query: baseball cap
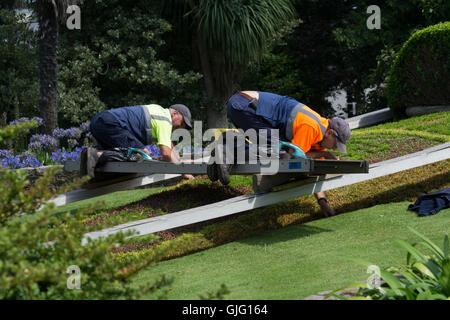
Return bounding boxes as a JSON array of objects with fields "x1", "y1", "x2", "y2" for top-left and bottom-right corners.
[
  {"x1": 328, "y1": 117, "x2": 351, "y2": 154},
  {"x1": 170, "y1": 104, "x2": 192, "y2": 129}
]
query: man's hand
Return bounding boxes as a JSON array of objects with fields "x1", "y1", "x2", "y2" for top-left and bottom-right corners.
[
  {"x1": 182, "y1": 174, "x2": 195, "y2": 180},
  {"x1": 159, "y1": 145, "x2": 175, "y2": 162},
  {"x1": 318, "y1": 198, "x2": 336, "y2": 217}
]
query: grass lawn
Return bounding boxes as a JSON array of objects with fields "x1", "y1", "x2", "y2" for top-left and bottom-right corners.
[
  {"x1": 49, "y1": 111, "x2": 449, "y2": 299},
  {"x1": 132, "y1": 202, "x2": 450, "y2": 299},
  {"x1": 54, "y1": 186, "x2": 167, "y2": 214}
]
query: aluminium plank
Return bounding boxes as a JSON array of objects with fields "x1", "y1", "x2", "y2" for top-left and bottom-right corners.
[
  {"x1": 94, "y1": 158, "x2": 368, "y2": 175},
  {"x1": 82, "y1": 142, "x2": 450, "y2": 244},
  {"x1": 52, "y1": 156, "x2": 209, "y2": 206},
  {"x1": 49, "y1": 173, "x2": 180, "y2": 207},
  {"x1": 345, "y1": 108, "x2": 393, "y2": 130}
]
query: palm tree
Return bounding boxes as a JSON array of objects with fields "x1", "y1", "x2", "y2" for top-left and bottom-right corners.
[
  {"x1": 165, "y1": 0, "x2": 296, "y2": 128},
  {"x1": 34, "y1": 0, "x2": 71, "y2": 134}
]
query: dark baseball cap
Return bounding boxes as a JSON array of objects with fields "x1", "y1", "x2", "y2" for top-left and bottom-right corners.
[
  {"x1": 170, "y1": 104, "x2": 192, "y2": 129},
  {"x1": 329, "y1": 117, "x2": 351, "y2": 154}
]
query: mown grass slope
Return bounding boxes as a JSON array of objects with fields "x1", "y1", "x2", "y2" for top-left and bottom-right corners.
[
  {"x1": 54, "y1": 112, "x2": 449, "y2": 297},
  {"x1": 131, "y1": 202, "x2": 450, "y2": 299}
]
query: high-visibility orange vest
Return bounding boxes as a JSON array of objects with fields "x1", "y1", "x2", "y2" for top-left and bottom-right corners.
[{"x1": 289, "y1": 105, "x2": 329, "y2": 154}]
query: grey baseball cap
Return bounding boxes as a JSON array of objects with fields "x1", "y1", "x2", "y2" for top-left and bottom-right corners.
[
  {"x1": 329, "y1": 117, "x2": 351, "y2": 154},
  {"x1": 170, "y1": 104, "x2": 192, "y2": 129}
]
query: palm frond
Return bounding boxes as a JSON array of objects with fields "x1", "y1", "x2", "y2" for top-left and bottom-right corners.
[{"x1": 195, "y1": 0, "x2": 296, "y2": 65}]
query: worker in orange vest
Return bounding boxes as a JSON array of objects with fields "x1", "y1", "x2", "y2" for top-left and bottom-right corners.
[{"x1": 217, "y1": 90, "x2": 351, "y2": 217}]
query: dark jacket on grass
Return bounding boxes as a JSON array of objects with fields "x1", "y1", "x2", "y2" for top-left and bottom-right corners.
[{"x1": 408, "y1": 188, "x2": 450, "y2": 216}]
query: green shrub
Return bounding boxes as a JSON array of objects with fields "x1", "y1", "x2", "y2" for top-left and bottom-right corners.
[
  {"x1": 386, "y1": 22, "x2": 450, "y2": 118},
  {"x1": 0, "y1": 119, "x2": 38, "y2": 148},
  {"x1": 329, "y1": 228, "x2": 450, "y2": 300},
  {"x1": 0, "y1": 165, "x2": 172, "y2": 299}
]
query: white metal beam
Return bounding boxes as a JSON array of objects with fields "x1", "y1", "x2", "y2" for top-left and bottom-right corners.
[
  {"x1": 49, "y1": 173, "x2": 180, "y2": 207},
  {"x1": 345, "y1": 108, "x2": 393, "y2": 129},
  {"x1": 82, "y1": 142, "x2": 450, "y2": 244}
]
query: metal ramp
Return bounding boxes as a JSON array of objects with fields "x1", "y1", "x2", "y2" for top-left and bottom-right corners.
[
  {"x1": 53, "y1": 108, "x2": 393, "y2": 207},
  {"x1": 82, "y1": 142, "x2": 450, "y2": 244}
]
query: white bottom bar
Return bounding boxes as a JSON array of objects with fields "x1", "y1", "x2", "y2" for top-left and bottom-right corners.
[{"x1": 82, "y1": 142, "x2": 450, "y2": 244}]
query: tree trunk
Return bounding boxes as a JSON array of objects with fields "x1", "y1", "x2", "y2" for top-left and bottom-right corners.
[
  {"x1": 37, "y1": 1, "x2": 59, "y2": 134},
  {"x1": 195, "y1": 34, "x2": 228, "y2": 129}
]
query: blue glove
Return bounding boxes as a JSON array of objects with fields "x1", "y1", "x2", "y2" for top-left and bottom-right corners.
[{"x1": 278, "y1": 141, "x2": 307, "y2": 159}]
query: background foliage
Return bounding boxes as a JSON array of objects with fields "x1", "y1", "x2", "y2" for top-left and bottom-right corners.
[
  {"x1": 58, "y1": 0, "x2": 202, "y2": 128},
  {"x1": 0, "y1": 8, "x2": 39, "y2": 124},
  {"x1": 386, "y1": 22, "x2": 450, "y2": 118}
]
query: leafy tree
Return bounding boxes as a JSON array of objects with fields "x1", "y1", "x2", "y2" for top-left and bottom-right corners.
[
  {"x1": 243, "y1": 0, "x2": 450, "y2": 117},
  {"x1": 0, "y1": 6, "x2": 39, "y2": 124},
  {"x1": 33, "y1": 0, "x2": 76, "y2": 134},
  {"x1": 329, "y1": 0, "x2": 450, "y2": 113},
  {"x1": 58, "y1": 0, "x2": 202, "y2": 127},
  {"x1": 163, "y1": 0, "x2": 297, "y2": 128},
  {"x1": 242, "y1": 0, "x2": 352, "y2": 117}
]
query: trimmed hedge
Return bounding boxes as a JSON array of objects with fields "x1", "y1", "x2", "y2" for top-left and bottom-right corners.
[{"x1": 386, "y1": 22, "x2": 450, "y2": 118}]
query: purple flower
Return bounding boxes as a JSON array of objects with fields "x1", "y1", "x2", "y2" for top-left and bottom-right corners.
[
  {"x1": 8, "y1": 117, "x2": 43, "y2": 127},
  {"x1": 50, "y1": 149, "x2": 68, "y2": 164},
  {"x1": 1, "y1": 155, "x2": 21, "y2": 169},
  {"x1": 29, "y1": 134, "x2": 58, "y2": 152},
  {"x1": 145, "y1": 144, "x2": 162, "y2": 157},
  {"x1": 20, "y1": 156, "x2": 42, "y2": 168},
  {"x1": 52, "y1": 128, "x2": 67, "y2": 139},
  {"x1": 31, "y1": 117, "x2": 44, "y2": 127},
  {"x1": 8, "y1": 117, "x2": 30, "y2": 126},
  {"x1": 67, "y1": 127, "x2": 82, "y2": 139},
  {"x1": 75, "y1": 146, "x2": 87, "y2": 153},
  {"x1": 50, "y1": 147, "x2": 85, "y2": 164},
  {"x1": 80, "y1": 122, "x2": 90, "y2": 133},
  {"x1": 0, "y1": 149, "x2": 13, "y2": 158}
]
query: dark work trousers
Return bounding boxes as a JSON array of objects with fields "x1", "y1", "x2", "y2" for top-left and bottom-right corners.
[
  {"x1": 225, "y1": 93, "x2": 279, "y2": 161},
  {"x1": 90, "y1": 110, "x2": 146, "y2": 150}
]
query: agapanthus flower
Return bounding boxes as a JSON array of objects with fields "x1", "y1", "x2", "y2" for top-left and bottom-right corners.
[
  {"x1": 0, "y1": 149, "x2": 13, "y2": 158},
  {"x1": 80, "y1": 122, "x2": 90, "y2": 133},
  {"x1": 50, "y1": 147, "x2": 84, "y2": 164},
  {"x1": 145, "y1": 144, "x2": 162, "y2": 157},
  {"x1": 67, "y1": 127, "x2": 82, "y2": 139},
  {"x1": 8, "y1": 117, "x2": 43, "y2": 127},
  {"x1": 1, "y1": 155, "x2": 21, "y2": 169},
  {"x1": 20, "y1": 156, "x2": 43, "y2": 168},
  {"x1": 29, "y1": 134, "x2": 58, "y2": 152},
  {"x1": 52, "y1": 127, "x2": 67, "y2": 139},
  {"x1": 8, "y1": 117, "x2": 30, "y2": 126},
  {"x1": 31, "y1": 117, "x2": 44, "y2": 127}
]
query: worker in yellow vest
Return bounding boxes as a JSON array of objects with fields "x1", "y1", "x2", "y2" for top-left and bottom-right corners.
[{"x1": 82, "y1": 104, "x2": 194, "y2": 179}]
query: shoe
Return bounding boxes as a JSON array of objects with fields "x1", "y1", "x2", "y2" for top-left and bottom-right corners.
[
  {"x1": 86, "y1": 147, "x2": 99, "y2": 178},
  {"x1": 207, "y1": 163, "x2": 219, "y2": 182},
  {"x1": 217, "y1": 163, "x2": 232, "y2": 185}
]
